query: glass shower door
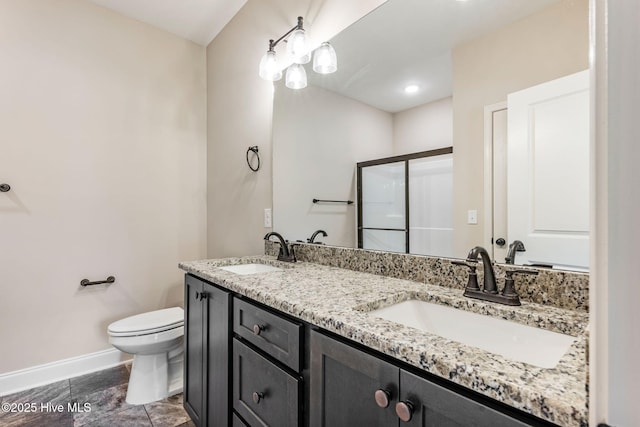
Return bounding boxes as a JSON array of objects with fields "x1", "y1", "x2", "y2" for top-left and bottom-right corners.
[
  {"x1": 359, "y1": 161, "x2": 407, "y2": 252},
  {"x1": 408, "y1": 154, "x2": 453, "y2": 256}
]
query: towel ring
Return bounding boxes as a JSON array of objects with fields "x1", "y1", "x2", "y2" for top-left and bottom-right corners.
[{"x1": 246, "y1": 146, "x2": 260, "y2": 172}]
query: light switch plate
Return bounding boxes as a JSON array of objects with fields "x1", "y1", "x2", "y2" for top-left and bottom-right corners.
[
  {"x1": 264, "y1": 208, "x2": 272, "y2": 228},
  {"x1": 467, "y1": 209, "x2": 478, "y2": 225}
]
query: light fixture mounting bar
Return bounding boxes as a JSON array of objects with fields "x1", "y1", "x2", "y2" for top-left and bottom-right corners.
[{"x1": 269, "y1": 16, "x2": 304, "y2": 50}]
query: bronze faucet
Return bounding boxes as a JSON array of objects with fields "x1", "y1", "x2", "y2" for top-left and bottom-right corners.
[
  {"x1": 452, "y1": 246, "x2": 537, "y2": 306},
  {"x1": 505, "y1": 240, "x2": 526, "y2": 264},
  {"x1": 307, "y1": 229, "x2": 327, "y2": 244},
  {"x1": 264, "y1": 232, "x2": 296, "y2": 262}
]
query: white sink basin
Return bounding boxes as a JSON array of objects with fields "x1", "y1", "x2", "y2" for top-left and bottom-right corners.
[
  {"x1": 219, "y1": 263, "x2": 282, "y2": 275},
  {"x1": 369, "y1": 300, "x2": 576, "y2": 368}
]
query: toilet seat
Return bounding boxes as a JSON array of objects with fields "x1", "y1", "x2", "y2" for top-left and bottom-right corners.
[{"x1": 108, "y1": 307, "x2": 184, "y2": 337}]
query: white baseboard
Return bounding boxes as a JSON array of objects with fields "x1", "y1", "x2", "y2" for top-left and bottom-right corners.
[{"x1": 0, "y1": 348, "x2": 132, "y2": 396}]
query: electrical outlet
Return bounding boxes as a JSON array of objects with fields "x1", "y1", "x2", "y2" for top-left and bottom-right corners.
[
  {"x1": 467, "y1": 209, "x2": 478, "y2": 225},
  {"x1": 264, "y1": 208, "x2": 272, "y2": 228}
]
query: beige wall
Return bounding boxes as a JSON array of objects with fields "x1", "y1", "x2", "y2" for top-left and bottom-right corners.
[
  {"x1": 393, "y1": 97, "x2": 453, "y2": 156},
  {"x1": 205, "y1": 0, "x2": 387, "y2": 258},
  {"x1": 273, "y1": 84, "x2": 393, "y2": 247},
  {"x1": 0, "y1": 0, "x2": 206, "y2": 372},
  {"x1": 451, "y1": 0, "x2": 589, "y2": 257}
]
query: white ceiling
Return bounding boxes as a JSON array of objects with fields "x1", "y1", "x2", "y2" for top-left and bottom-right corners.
[
  {"x1": 307, "y1": 0, "x2": 561, "y2": 113},
  {"x1": 86, "y1": 0, "x2": 247, "y2": 46}
]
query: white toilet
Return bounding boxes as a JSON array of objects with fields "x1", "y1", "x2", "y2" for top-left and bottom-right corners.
[{"x1": 107, "y1": 307, "x2": 184, "y2": 405}]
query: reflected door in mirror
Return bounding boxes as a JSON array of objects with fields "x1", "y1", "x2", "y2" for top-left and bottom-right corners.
[{"x1": 507, "y1": 70, "x2": 590, "y2": 270}]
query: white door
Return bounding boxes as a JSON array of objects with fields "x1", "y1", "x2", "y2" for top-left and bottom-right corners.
[{"x1": 507, "y1": 70, "x2": 590, "y2": 269}]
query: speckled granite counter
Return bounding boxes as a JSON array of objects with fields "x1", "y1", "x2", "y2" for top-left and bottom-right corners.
[{"x1": 179, "y1": 256, "x2": 588, "y2": 426}]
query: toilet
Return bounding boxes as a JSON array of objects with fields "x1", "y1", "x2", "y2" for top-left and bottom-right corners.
[{"x1": 107, "y1": 307, "x2": 184, "y2": 405}]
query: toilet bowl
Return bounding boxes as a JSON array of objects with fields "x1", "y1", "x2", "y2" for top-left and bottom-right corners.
[{"x1": 108, "y1": 307, "x2": 184, "y2": 405}]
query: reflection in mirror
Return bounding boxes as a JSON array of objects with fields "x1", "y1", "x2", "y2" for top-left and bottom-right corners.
[
  {"x1": 272, "y1": 0, "x2": 589, "y2": 270},
  {"x1": 357, "y1": 148, "x2": 454, "y2": 256}
]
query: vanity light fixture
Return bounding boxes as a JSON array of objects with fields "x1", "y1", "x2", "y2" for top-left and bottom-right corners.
[{"x1": 259, "y1": 16, "x2": 337, "y2": 89}]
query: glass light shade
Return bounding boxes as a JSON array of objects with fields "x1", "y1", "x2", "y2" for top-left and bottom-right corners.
[
  {"x1": 287, "y1": 28, "x2": 310, "y2": 64},
  {"x1": 294, "y1": 52, "x2": 311, "y2": 65},
  {"x1": 285, "y1": 64, "x2": 307, "y2": 89},
  {"x1": 259, "y1": 50, "x2": 282, "y2": 81},
  {"x1": 313, "y1": 42, "x2": 337, "y2": 74}
]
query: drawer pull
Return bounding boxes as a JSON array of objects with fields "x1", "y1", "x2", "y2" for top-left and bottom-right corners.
[
  {"x1": 396, "y1": 401, "x2": 414, "y2": 422},
  {"x1": 252, "y1": 391, "x2": 264, "y2": 404},
  {"x1": 374, "y1": 389, "x2": 391, "y2": 408},
  {"x1": 253, "y1": 324, "x2": 266, "y2": 335}
]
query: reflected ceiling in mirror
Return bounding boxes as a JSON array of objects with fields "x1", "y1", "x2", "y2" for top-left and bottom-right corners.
[{"x1": 307, "y1": 0, "x2": 560, "y2": 112}]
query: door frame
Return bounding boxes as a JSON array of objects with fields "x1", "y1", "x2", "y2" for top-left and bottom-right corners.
[{"x1": 483, "y1": 101, "x2": 507, "y2": 261}]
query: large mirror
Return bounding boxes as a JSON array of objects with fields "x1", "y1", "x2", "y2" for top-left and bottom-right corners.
[{"x1": 273, "y1": 0, "x2": 589, "y2": 270}]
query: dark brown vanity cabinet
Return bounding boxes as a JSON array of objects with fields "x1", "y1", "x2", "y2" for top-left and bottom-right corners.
[
  {"x1": 184, "y1": 274, "x2": 231, "y2": 427},
  {"x1": 310, "y1": 330, "x2": 532, "y2": 427}
]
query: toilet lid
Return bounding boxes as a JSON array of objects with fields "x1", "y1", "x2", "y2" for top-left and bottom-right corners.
[{"x1": 108, "y1": 307, "x2": 184, "y2": 335}]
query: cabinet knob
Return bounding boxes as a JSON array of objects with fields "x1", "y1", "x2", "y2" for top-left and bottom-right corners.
[
  {"x1": 252, "y1": 391, "x2": 264, "y2": 404},
  {"x1": 495, "y1": 237, "x2": 506, "y2": 247},
  {"x1": 253, "y1": 324, "x2": 265, "y2": 335},
  {"x1": 195, "y1": 291, "x2": 207, "y2": 301},
  {"x1": 0, "y1": 184, "x2": 10, "y2": 193},
  {"x1": 396, "y1": 401, "x2": 414, "y2": 422},
  {"x1": 374, "y1": 389, "x2": 391, "y2": 408}
]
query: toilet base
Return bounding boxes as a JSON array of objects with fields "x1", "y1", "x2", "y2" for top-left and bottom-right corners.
[{"x1": 125, "y1": 351, "x2": 183, "y2": 405}]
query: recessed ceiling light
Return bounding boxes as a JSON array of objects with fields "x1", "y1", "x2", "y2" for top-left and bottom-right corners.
[{"x1": 404, "y1": 85, "x2": 420, "y2": 94}]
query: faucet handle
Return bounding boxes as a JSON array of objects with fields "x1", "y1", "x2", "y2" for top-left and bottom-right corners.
[
  {"x1": 502, "y1": 269, "x2": 538, "y2": 298},
  {"x1": 451, "y1": 260, "x2": 480, "y2": 291}
]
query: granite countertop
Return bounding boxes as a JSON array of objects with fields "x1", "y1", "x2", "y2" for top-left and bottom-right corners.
[{"x1": 179, "y1": 256, "x2": 588, "y2": 427}]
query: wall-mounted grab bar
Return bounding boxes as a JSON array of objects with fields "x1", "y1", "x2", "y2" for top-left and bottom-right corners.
[
  {"x1": 313, "y1": 199, "x2": 353, "y2": 205},
  {"x1": 81, "y1": 276, "x2": 115, "y2": 287}
]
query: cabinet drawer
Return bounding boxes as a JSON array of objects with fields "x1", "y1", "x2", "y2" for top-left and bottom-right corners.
[
  {"x1": 233, "y1": 297, "x2": 302, "y2": 371},
  {"x1": 233, "y1": 338, "x2": 300, "y2": 427}
]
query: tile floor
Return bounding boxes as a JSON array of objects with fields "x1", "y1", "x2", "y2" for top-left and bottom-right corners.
[{"x1": 0, "y1": 364, "x2": 194, "y2": 427}]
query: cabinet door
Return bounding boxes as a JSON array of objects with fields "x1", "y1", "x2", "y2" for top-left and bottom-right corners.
[
  {"x1": 232, "y1": 412, "x2": 249, "y2": 427},
  {"x1": 398, "y1": 370, "x2": 530, "y2": 427},
  {"x1": 184, "y1": 275, "x2": 205, "y2": 426},
  {"x1": 310, "y1": 330, "x2": 399, "y2": 427},
  {"x1": 205, "y1": 283, "x2": 231, "y2": 427}
]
